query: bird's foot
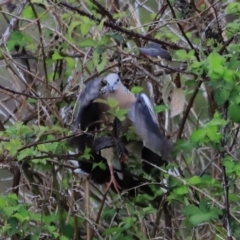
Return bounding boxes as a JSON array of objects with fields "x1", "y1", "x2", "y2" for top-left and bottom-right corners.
[{"x1": 107, "y1": 166, "x2": 121, "y2": 193}]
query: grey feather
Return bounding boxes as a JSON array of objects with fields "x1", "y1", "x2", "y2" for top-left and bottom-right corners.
[
  {"x1": 139, "y1": 42, "x2": 172, "y2": 61},
  {"x1": 74, "y1": 77, "x2": 102, "y2": 129},
  {"x1": 93, "y1": 136, "x2": 114, "y2": 151},
  {"x1": 68, "y1": 77, "x2": 103, "y2": 151},
  {"x1": 128, "y1": 93, "x2": 172, "y2": 158}
]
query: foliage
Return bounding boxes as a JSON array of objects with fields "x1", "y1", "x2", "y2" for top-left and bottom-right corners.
[{"x1": 0, "y1": 0, "x2": 240, "y2": 239}]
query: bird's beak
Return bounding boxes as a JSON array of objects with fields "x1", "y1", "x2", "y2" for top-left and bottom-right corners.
[{"x1": 108, "y1": 85, "x2": 115, "y2": 93}]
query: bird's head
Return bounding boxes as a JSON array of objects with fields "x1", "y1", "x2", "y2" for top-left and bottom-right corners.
[{"x1": 100, "y1": 73, "x2": 121, "y2": 94}]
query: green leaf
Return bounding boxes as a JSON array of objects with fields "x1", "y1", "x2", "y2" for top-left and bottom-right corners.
[
  {"x1": 114, "y1": 108, "x2": 128, "y2": 121},
  {"x1": 80, "y1": 23, "x2": 92, "y2": 36},
  {"x1": 174, "y1": 185, "x2": 188, "y2": 195},
  {"x1": 79, "y1": 38, "x2": 97, "y2": 47},
  {"x1": 68, "y1": 21, "x2": 81, "y2": 39},
  {"x1": 65, "y1": 57, "x2": 75, "y2": 69},
  {"x1": 175, "y1": 50, "x2": 187, "y2": 61},
  {"x1": 191, "y1": 129, "x2": 206, "y2": 143},
  {"x1": 131, "y1": 86, "x2": 143, "y2": 94},
  {"x1": 93, "y1": 98, "x2": 108, "y2": 105},
  {"x1": 47, "y1": 225, "x2": 56, "y2": 233},
  {"x1": 188, "y1": 176, "x2": 201, "y2": 185},
  {"x1": 13, "y1": 212, "x2": 29, "y2": 222},
  {"x1": 26, "y1": 98, "x2": 37, "y2": 104},
  {"x1": 107, "y1": 97, "x2": 119, "y2": 108},
  {"x1": 227, "y1": 2, "x2": 240, "y2": 14},
  {"x1": 7, "y1": 31, "x2": 26, "y2": 50},
  {"x1": 228, "y1": 103, "x2": 240, "y2": 123},
  {"x1": 143, "y1": 206, "x2": 157, "y2": 214},
  {"x1": 207, "y1": 52, "x2": 225, "y2": 67},
  {"x1": 81, "y1": 147, "x2": 91, "y2": 160},
  {"x1": 96, "y1": 54, "x2": 107, "y2": 72},
  {"x1": 22, "y1": 6, "x2": 35, "y2": 19},
  {"x1": 17, "y1": 148, "x2": 34, "y2": 161},
  {"x1": 52, "y1": 51, "x2": 63, "y2": 60},
  {"x1": 154, "y1": 105, "x2": 169, "y2": 113},
  {"x1": 2, "y1": 139, "x2": 22, "y2": 157},
  {"x1": 189, "y1": 212, "x2": 213, "y2": 226},
  {"x1": 104, "y1": 227, "x2": 122, "y2": 235},
  {"x1": 223, "y1": 69, "x2": 235, "y2": 82},
  {"x1": 207, "y1": 112, "x2": 227, "y2": 126},
  {"x1": 60, "y1": 236, "x2": 69, "y2": 240},
  {"x1": 229, "y1": 193, "x2": 238, "y2": 202},
  {"x1": 214, "y1": 88, "x2": 230, "y2": 105},
  {"x1": 183, "y1": 205, "x2": 201, "y2": 216},
  {"x1": 93, "y1": 161, "x2": 107, "y2": 171},
  {"x1": 97, "y1": 17, "x2": 106, "y2": 31},
  {"x1": 206, "y1": 125, "x2": 221, "y2": 142}
]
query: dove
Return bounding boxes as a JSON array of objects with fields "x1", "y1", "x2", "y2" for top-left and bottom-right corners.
[{"x1": 69, "y1": 73, "x2": 172, "y2": 191}]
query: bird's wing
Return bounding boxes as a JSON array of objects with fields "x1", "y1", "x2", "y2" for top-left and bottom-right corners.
[
  {"x1": 127, "y1": 93, "x2": 172, "y2": 158},
  {"x1": 74, "y1": 77, "x2": 102, "y2": 129},
  {"x1": 93, "y1": 136, "x2": 114, "y2": 151},
  {"x1": 69, "y1": 77, "x2": 103, "y2": 151},
  {"x1": 113, "y1": 117, "x2": 123, "y2": 138},
  {"x1": 139, "y1": 42, "x2": 172, "y2": 61}
]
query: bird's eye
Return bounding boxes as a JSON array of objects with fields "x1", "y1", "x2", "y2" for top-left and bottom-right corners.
[
  {"x1": 101, "y1": 79, "x2": 107, "y2": 86},
  {"x1": 117, "y1": 79, "x2": 119, "y2": 82}
]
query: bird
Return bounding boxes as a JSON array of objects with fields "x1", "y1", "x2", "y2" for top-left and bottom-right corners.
[
  {"x1": 69, "y1": 73, "x2": 172, "y2": 191},
  {"x1": 139, "y1": 42, "x2": 172, "y2": 61},
  {"x1": 93, "y1": 117, "x2": 128, "y2": 191}
]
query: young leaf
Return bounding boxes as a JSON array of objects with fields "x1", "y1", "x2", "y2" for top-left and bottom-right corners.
[
  {"x1": 107, "y1": 97, "x2": 119, "y2": 108},
  {"x1": 79, "y1": 38, "x2": 97, "y2": 47},
  {"x1": 131, "y1": 86, "x2": 143, "y2": 94},
  {"x1": 191, "y1": 129, "x2": 206, "y2": 143},
  {"x1": 154, "y1": 105, "x2": 169, "y2": 113}
]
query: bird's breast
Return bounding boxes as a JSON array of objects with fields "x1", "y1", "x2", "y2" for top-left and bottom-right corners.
[{"x1": 104, "y1": 90, "x2": 136, "y2": 109}]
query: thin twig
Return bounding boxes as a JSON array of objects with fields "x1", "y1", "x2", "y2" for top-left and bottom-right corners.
[
  {"x1": 220, "y1": 102, "x2": 233, "y2": 240},
  {"x1": 59, "y1": 2, "x2": 189, "y2": 50}
]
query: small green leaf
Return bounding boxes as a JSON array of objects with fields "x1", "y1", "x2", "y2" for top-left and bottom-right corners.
[
  {"x1": 104, "y1": 227, "x2": 122, "y2": 235},
  {"x1": 80, "y1": 23, "x2": 92, "y2": 36},
  {"x1": 17, "y1": 148, "x2": 34, "y2": 161},
  {"x1": 188, "y1": 176, "x2": 201, "y2": 185},
  {"x1": 131, "y1": 86, "x2": 143, "y2": 94},
  {"x1": 22, "y1": 6, "x2": 35, "y2": 19},
  {"x1": 68, "y1": 21, "x2": 81, "y2": 39},
  {"x1": 107, "y1": 97, "x2": 119, "y2": 108},
  {"x1": 96, "y1": 54, "x2": 107, "y2": 72},
  {"x1": 97, "y1": 17, "x2": 106, "y2": 31},
  {"x1": 60, "y1": 236, "x2": 69, "y2": 240},
  {"x1": 229, "y1": 193, "x2": 238, "y2": 202},
  {"x1": 228, "y1": 103, "x2": 240, "y2": 123},
  {"x1": 154, "y1": 105, "x2": 169, "y2": 113},
  {"x1": 79, "y1": 38, "x2": 97, "y2": 47},
  {"x1": 174, "y1": 185, "x2": 188, "y2": 195},
  {"x1": 94, "y1": 98, "x2": 108, "y2": 105},
  {"x1": 223, "y1": 69, "x2": 235, "y2": 82},
  {"x1": 207, "y1": 112, "x2": 227, "y2": 126},
  {"x1": 175, "y1": 50, "x2": 187, "y2": 61},
  {"x1": 65, "y1": 57, "x2": 75, "y2": 69},
  {"x1": 7, "y1": 31, "x2": 26, "y2": 50},
  {"x1": 26, "y1": 98, "x2": 37, "y2": 104},
  {"x1": 206, "y1": 125, "x2": 221, "y2": 142},
  {"x1": 214, "y1": 88, "x2": 230, "y2": 105},
  {"x1": 207, "y1": 52, "x2": 225, "y2": 67},
  {"x1": 143, "y1": 206, "x2": 157, "y2": 214},
  {"x1": 52, "y1": 51, "x2": 63, "y2": 60},
  {"x1": 191, "y1": 129, "x2": 206, "y2": 143}
]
